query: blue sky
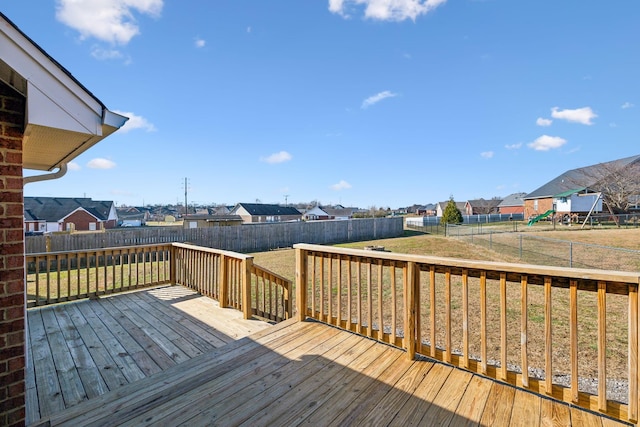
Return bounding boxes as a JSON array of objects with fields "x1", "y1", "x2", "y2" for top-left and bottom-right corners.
[{"x1": 7, "y1": 0, "x2": 639, "y2": 209}]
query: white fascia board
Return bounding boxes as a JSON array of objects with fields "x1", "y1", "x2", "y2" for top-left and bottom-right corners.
[
  {"x1": 27, "y1": 81, "x2": 101, "y2": 135},
  {"x1": 0, "y1": 17, "x2": 104, "y2": 134}
]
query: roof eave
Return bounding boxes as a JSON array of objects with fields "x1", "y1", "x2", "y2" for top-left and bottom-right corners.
[{"x1": 0, "y1": 13, "x2": 128, "y2": 171}]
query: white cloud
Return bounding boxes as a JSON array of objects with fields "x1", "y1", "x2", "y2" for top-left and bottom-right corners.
[
  {"x1": 260, "y1": 151, "x2": 292, "y2": 164},
  {"x1": 112, "y1": 110, "x2": 156, "y2": 133},
  {"x1": 55, "y1": 0, "x2": 163, "y2": 45},
  {"x1": 536, "y1": 117, "x2": 552, "y2": 127},
  {"x1": 329, "y1": 0, "x2": 447, "y2": 21},
  {"x1": 67, "y1": 162, "x2": 81, "y2": 171},
  {"x1": 528, "y1": 135, "x2": 567, "y2": 151},
  {"x1": 195, "y1": 38, "x2": 206, "y2": 48},
  {"x1": 87, "y1": 158, "x2": 116, "y2": 169},
  {"x1": 550, "y1": 106, "x2": 597, "y2": 125},
  {"x1": 90, "y1": 46, "x2": 124, "y2": 60},
  {"x1": 331, "y1": 180, "x2": 352, "y2": 191},
  {"x1": 505, "y1": 143, "x2": 522, "y2": 150},
  {"x1": 622, "y1": 102, "x2": 634, "y2": 109},
  {"x1": 480, "y1": 151, "x2": 494, "y2": 159},
  {"x1": 361, "y1": 90, "x2": 397, "y2": 109}
]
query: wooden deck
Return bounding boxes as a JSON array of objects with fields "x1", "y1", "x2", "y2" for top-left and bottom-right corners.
[
  {"x1": 28, "y1": 292, "x2": 628, "y2": 426},
  {"x1": 26, "y1": 285, "x2": 272, "y2": 425}
]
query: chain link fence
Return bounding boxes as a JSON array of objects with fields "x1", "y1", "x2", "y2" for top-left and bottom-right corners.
[{"x1": 446, "y1": 223, "x2": 640, "y2": 272}]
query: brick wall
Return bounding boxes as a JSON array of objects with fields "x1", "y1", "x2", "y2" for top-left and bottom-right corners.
[
  {"x1": 64, "y1": 210, "x2": 104, "y2": 231},
  {"x1": 0, "y1": 81, "x2": 26, "y2": 427},
  {"x1": 524, "y1": 198, "x2": 554, "y2": 219}
]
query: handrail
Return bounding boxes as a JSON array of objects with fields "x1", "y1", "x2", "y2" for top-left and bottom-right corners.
[{"x1": 294, "y1": 243, "x2": 640, "y2": 424}]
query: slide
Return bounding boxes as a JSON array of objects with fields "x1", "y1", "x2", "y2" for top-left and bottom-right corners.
[{"x1": 527, "y1": 209, "x2": 555, "y2": 226}]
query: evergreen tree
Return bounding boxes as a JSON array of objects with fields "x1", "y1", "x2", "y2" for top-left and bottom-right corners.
[{"x1": 441, "y1": 197, "x2": 463, "y2": 224}]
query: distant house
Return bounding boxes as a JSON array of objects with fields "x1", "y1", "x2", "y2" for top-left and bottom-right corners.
[
  {"x1": 498, "y1": 193, "x2": 526, "y2": 215},
  {"x1": 464, "y1": 199, "x2": 502, "y2": 215},
  {"x1": 303, "y1": 205, "x2": 358, "y2": 221},
  {"x1": 24, "y1": 197, "x2": 118, "y2": 232},
  {"x1": 116, "y1": 206, "x2": 151, "y2": 227},
  {"x1": 182, "y1": 214, "x2": 243, "y2": 228},
  {"x1": 422, "y1": 203, "x2": 437, "y2": 216},
  {"x1": 211, "y1": 205, "x2": 232, "y2": 215},
  {"x1": 436, "y1": 201, "x2": 467, "y2": 217},
  {"x1": 303, "y1": 206, "x2": 330, "y2": 221},
  {"x1": 323, "y1": 206, "x2": 358, "y2": 220},
  {"x1": 230, "y1": 203, "x2": 302, "y2": 223},
  {"x1": 523, "y1": 155, "x2": 640, "y2": 218}
]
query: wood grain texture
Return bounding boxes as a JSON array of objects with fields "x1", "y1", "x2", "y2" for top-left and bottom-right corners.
[{"x1": 28, "y1": 289, "x2": 629, "y2": 427}]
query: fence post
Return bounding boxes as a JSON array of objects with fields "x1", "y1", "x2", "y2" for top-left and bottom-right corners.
[
  {"x1": 296, "y1": 247, "x2": 308, "y2": 321},
  {"x1": 569, "y1": 242, "x2": 573, "y2": 268},
  {"x1": 242, "y1": 257, "x2": 253, "y2": 320},
  {"x1": 519, "y1": 234, "x2": 523, "y2": 260},
  {"x1": 219, "y1": 254, "x2": 227, "y2": 308}
]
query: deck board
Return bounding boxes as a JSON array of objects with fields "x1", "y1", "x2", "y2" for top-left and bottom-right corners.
[
  {"x1": 540, "y1": 397, "x2": 571, "y2": 427},
  {"x1": 453, "y1": 373, "x2": 493, "y2": 426},
  {"x1": 122, "y1": 323, "x2": 348, "y2": 426},
  {"x1": 39, "y1": 308, "x2": 87, "y2": 407},
  {"x1": 53, "y1": 305, "x2": 109, "y2": 400},
  {"x1": 27, "y1": 286, "x2": 631, "y2": 427},
  {"x1": 242, "y1": 336, "x2": 380, "y2": 427},
  {"x1": 84, "y1": 298, "x2": 163, "y2": 377},
  {"x1": 26, "y1": 285, "x2": 272, "y2": 425},
  {"x1": 510, "y1": 388, "x2": 542, "y2": 427},
  {"x1": 479, "y1": 381, "x2": 517, "y2": 426},
  {"x1": 389, "y1": 361, "x2": 453, "y2": 425}
]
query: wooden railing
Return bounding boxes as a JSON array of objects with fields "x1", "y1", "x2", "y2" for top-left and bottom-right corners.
[
  {"x1": 26, "y1": 244, "x2": 172, "y2": 307},
  {"x1": 294, "y1": 243, "x2": 640, "y2": 424},
  {"x1": 26, "y1": 243, "x2": 292, "y2": 322},
  {"x1": 171, "y1": 243, "x2": 291, "y2": 322}
]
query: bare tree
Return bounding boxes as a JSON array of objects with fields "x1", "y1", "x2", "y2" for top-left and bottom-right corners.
[{"x1": 571, "y1": 159, "x2": 640, "y2": 213}]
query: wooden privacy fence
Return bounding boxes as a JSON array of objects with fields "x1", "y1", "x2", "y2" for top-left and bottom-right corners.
[
  {"x1": 25, "y1": 243, "x2": 291, "y2": 323},
  {"x1": 25, "y1": 217, "x2": 403, "y2": 254},
  {"x1": 294, "y1": 243, "x2": 640, "y2": 424}
]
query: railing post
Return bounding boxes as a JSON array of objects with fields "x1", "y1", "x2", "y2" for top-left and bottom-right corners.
[
  {"x1": 284, "y1": 280, "x2": 291, "y2": 320},
  {"x1": 629, "y1": 283, "x2": 639, "y2": 423},
  {"x1": 219, "y1": 255, "x2": 227, "y2": 308},
  {"x1": 242, "y1": 257, "x2": 253, "y2": 320},
  {"x1": 296, "y1": 247, "x2": 308, "y2": 321},
  {"x1": 404, "y1": 261, "x2": 417, "y2": 360},
  {"x1": 169, "y1": 244, "x2": 177, "y2": 285}
]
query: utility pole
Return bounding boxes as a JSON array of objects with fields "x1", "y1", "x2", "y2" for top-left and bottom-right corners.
[
  {"x1": 182, "y1": 177, "x2": 190, "y2": 216},
  {"x1": 284, "y1": 194, "x2": 289, "y2": 206}
]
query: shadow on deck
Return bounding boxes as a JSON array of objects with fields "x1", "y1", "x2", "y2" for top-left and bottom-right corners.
[{"x1": 27, "y1": 287, "x2": 629, "y2": 426}]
